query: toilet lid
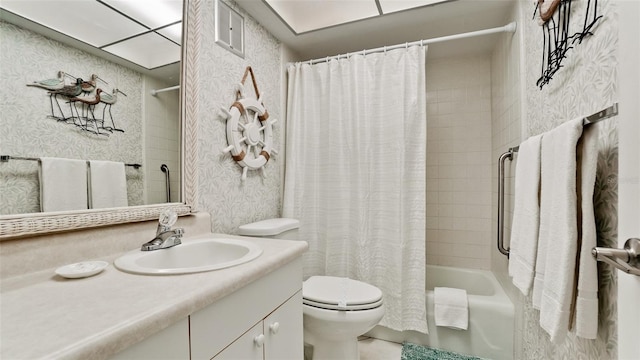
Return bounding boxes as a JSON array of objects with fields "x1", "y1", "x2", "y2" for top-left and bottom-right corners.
[
  {"x1": 303, "y1": 276, "x2": 383, "y2": 311},
  {"x1": 238, "y1": 218, "x2": 299, "y2": 236}
]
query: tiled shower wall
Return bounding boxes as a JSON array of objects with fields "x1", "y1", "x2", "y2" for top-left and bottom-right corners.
[
  {"x1": 490, "y1": 2, "x2": 524, "y2": 356},
  {"x1": 143, "y1": 77, "x2": 180, "y2": 205},
  {"x1": 425, "y1": 56, "x2": 493, "y2": 270}
]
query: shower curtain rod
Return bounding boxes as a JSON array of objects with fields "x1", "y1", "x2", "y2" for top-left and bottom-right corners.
[
  {"x1": 295, "y1": 22, "x2": 517, "y2": 66},
  {"x1": 151, "y1": 85, "x2": 180, "y2": 96}
]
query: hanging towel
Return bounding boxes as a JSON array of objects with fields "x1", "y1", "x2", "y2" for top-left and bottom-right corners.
[
  {"x1": 39, "y1": 157, "x2": 88, "y2": 212},
  {"x1": 88, "y1": 160, "x2": 128, "y2": 209},
  {"x1": 573, "y1": 125, "x2": 599, "y2": 339},
  {"x1": 508, "y1": 134, "x2": 543, "y2": 296},
  {"x1": 434, "y1": 287, "x2": 468, "y2": 330},
  {"x1": 533, "y1": 118, "x2": 583, "y2": 343}
]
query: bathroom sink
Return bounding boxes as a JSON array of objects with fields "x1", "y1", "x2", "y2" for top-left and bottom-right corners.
[{"x1": 114, "y1": 238, "x2": 262, "y2": 275}]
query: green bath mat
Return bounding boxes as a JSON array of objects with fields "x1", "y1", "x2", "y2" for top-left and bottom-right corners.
[{"x1": 401, "y1": 343, "x2": 486, "y2": 360}]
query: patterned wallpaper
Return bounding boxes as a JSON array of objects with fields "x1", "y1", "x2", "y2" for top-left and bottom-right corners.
[
  {"x1": 195, "y1": 0, "x2": 283, "y2": 234},
  {"x1": 509, "y1": 0, "x2": 618, "y2": 358},
  {"x1": 0, "y1": 21, "x2": 145, "y2": 214}
]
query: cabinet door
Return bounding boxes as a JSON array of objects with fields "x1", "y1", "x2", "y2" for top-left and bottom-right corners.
[
  {"x1": 264, "y1": 291, "x2": 303, "y2": 360},
  {"x1": 213, "y1": 321, "x2": 264, "y2": 360}
]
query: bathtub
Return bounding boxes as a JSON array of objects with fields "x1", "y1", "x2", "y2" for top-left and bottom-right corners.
[{"x1": 366, "y1": 265, "x2": 514, "y2": 360}]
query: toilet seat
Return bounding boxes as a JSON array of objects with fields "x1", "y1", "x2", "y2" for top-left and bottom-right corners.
[
  {"x1": 303, "y1": 276, "x2": 383, "y2": 311},
  {"x1": 303, "y1": 297, "x2": 383, "y2": 311}
]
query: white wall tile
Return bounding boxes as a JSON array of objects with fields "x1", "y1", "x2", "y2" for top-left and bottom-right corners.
[{"x1": 426, "y1": 55, "x2": 493, "y2": 270}]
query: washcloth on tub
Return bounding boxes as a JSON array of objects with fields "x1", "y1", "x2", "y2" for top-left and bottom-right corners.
[
  {"x1": 573, "y1": 125, "x2": 599, "y2": 339},
  {"x1": 434, "y1": 287, "x2": 468, "y2": 330},
  {"x1": 532, "y1": 118, "x2": 583, "y2": 343},
  {"x1": 39, "y1": 157, "x2": 88, "y2": 212},
  {"x1": 508, "y1": 134, "x2": 543, "y2": 296},
  {"x1": 88, "y1": 160, "x2": 128, "y2": 209}
]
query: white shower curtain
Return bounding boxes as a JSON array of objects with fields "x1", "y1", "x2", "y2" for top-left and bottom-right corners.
[{"x1": 283, "y1": 45, "x2": 428, "y2": 333}]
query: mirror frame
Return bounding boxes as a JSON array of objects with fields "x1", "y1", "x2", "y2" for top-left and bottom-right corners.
[{"x1": 0, "y1": 0, "x2": 200, "y2": 240}]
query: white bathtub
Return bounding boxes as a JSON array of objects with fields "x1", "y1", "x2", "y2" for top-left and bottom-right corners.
[{"x1": 366, "y1": 265, "x2": 514, "y2": 360}]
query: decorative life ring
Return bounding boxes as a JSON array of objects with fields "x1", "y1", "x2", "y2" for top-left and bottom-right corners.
[{"x1": 221, "y1": 84, "x2": 278, "y2": 181}]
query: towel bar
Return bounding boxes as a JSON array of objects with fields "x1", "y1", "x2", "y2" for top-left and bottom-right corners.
[
  {"x1": 592, "y1": 238, "x2": 640, "y2": 276},
  {"x1": 1, "y1": 155, "x2": 141, "y2": 168}
]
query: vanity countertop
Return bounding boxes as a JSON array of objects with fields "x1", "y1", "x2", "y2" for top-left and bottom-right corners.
[{"x1": 0, "y1": 233, "x2": 308, "y2": 360}]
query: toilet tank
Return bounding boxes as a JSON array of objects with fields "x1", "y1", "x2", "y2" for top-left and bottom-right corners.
[{"x1": 238, "y1": 218, "x2": 300, "y2": 240}]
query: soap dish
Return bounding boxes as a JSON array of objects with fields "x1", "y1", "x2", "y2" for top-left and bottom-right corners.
[{"x1": 55, "y1": 261, "x2": 109, "y2": 279}]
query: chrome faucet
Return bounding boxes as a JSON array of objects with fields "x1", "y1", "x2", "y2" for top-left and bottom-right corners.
[{"x1": 141, "y1": 210, "x2": 184, "y2": 251}]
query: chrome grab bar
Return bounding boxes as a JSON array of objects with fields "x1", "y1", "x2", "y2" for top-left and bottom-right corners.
[
  {"x1": 592, "y1": 238, "x2": 640, "y2": 276},
  {"x1": 161, "y1": 164, "x2": 171, "y2": 203},
  {"x1": 497, "y1": 148, "x2": 517, "y2": 258}
]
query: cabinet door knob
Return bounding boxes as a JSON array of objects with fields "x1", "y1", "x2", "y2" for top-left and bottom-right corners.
[
  {"x1": 269, "y1": 322, "x2": 280, "y2": 334},
  {"x1": 254, "y1": 334, "x2": 265, "y2": 347}
]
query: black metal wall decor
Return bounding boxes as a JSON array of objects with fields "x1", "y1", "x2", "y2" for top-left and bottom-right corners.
[
  {"x1": 534, "y1": 0, "x2": 603, "y2": 89},
  {"x1": 26, "y1": 72, "x2": 127, "y2": 136}
]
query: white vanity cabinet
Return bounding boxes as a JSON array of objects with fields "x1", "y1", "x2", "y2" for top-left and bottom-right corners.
[
  {"x1": 191, "y1": 258, "x2": 303, "y2": 360},
  {"x1": 109, "y1": 258, "x2": 303, "y2": 360}
]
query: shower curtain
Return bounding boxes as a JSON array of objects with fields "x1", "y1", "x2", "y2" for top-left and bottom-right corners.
[{"x1": 283, "y1": 45, "x2": 428, "y2": 333}]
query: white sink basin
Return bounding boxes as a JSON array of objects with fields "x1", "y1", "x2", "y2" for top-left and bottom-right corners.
[{"x1": 114, "y1": 238, "x2": 262, "y2": 275}]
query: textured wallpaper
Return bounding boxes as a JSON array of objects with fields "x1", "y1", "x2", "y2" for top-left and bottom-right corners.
[
  {"x1": 195, "y1": 0, "x2": 283, "y2": 234},
  {"x1": 518, "y1": 0, "x2": 618, "y2": 358},
  {"x1": 0, "y1": 21, "x2": 145, "y2": 214}
]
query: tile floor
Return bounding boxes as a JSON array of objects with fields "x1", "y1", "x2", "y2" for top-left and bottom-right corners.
[{"x1": 358, "y1": 337, "x2": 403, "y2": 360}]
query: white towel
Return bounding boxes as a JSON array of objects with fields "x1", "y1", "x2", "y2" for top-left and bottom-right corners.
[
  {"x1": 508, "y1": 134, "x2": 543, "y2": 296},
  {"x1": 533, "y1": 118, "x2": 583, "y2": 343},
  {"x1": 88, "y1": 160, "x2": 128, "y2": 209},
  {"x1": 39, "y1": 157, "x2": 88, "y2": 212},
  {"x1": 573, "y1": 125, "x2": 599, "y2": 339},
  {"x1": 434, "y1": 287, "x2": 468, "y2": 330}
]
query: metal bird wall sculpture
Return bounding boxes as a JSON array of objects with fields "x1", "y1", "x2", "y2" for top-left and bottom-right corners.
[{"x1": 26, "y1": 72, "x2": 127, "y2": 136}]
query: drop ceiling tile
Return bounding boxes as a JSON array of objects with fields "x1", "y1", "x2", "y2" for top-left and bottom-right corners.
[
  {"x1": 378, "y1": 0, "x2": 450, "y2": 14},
  {"x1": 100, "y1": 0, "x2": 183, "y2": 29},
  {"x1": 0, "y1": 0, "x2": 147, "y2": 47},
  {"x1": 265, "y1": 0, "x2": 379, "y2": 34},
  {"x1": 102, "y1": 31, "x2": 180, "y2": 69}
]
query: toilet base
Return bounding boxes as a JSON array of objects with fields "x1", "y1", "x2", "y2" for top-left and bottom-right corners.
[{"x1": 304, "y1": 329, "x2": 359, "y2": 360}]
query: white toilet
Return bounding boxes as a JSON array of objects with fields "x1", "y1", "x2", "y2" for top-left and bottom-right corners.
[{"x1": 238, "y1": 218, "x2": 385, "y2": 360}]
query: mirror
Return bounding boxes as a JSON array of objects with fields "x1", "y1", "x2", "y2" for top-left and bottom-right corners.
[{"x1": 0, "y1": 0, "x2": 199, "y2": 238}]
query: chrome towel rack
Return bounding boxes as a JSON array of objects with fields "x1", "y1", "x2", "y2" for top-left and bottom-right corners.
[
  {"x1": 0, "y1": 155, "x2": 142, "y2": 168},
  {"x1": 496, "y1": 103, "x2": 619, "y2": 259}
]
